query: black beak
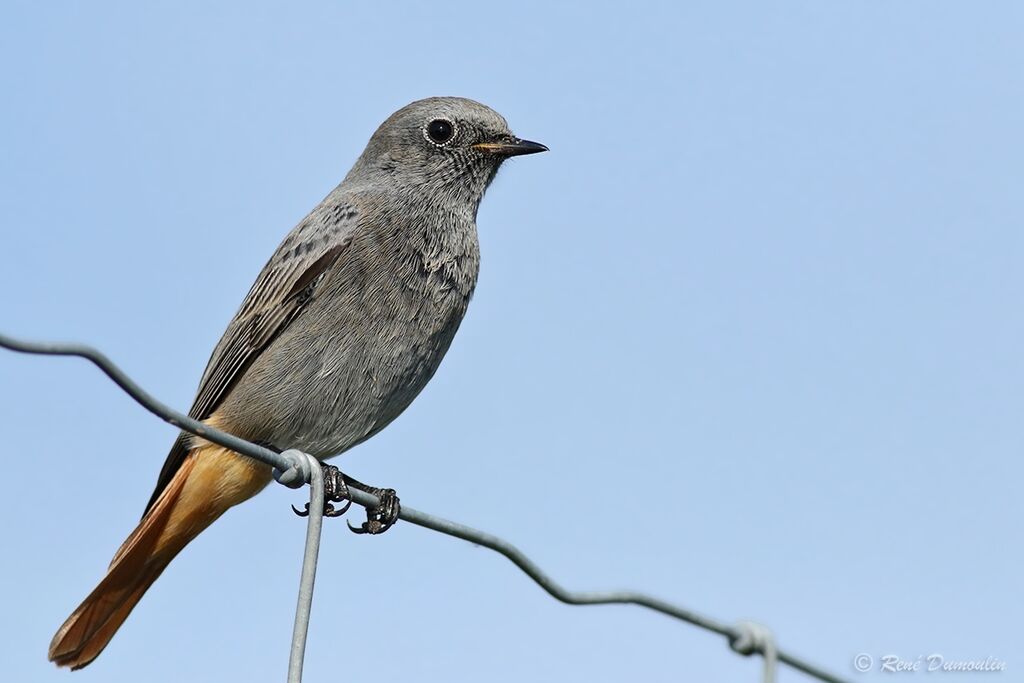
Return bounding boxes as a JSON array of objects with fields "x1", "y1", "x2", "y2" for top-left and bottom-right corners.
[{"x1": 472, "y1": 136, "x2": 549, "y2": 157}]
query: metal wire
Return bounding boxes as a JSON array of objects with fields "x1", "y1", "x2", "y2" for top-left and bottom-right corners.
[
  {"x1": 0, "y1": 331, "x2": 851, "y2": 683},
  {"x1": 287, "y1": 452, "x2": 325, "y2": 683},
  {"x1": 732, "y1": 621, "x2": 779, "y2": 683}
]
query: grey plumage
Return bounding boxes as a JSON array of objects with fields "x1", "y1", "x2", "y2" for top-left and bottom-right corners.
[{"x1": 147, "y1": 96, "x2": 545, "y2": 510}]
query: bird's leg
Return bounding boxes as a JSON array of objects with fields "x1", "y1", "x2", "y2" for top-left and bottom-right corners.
[
  {"x1": 341, "y1": 474, "x2": 401, "y2": 535},
  {"x1": 321, "y1": 465, "x2": 355, "y2": 518},
  {"x1": 291, "y1": 463, "x2": 353, "y2": 519}
]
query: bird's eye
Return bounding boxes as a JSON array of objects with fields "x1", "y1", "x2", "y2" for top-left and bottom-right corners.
[{"x1": 425, "y1": 119, "x2": 455, "y2": 145}]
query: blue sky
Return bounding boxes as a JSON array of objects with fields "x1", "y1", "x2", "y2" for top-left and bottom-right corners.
[{"x1": 1, "y1": 2, "x2": 1020, "y2": 681}]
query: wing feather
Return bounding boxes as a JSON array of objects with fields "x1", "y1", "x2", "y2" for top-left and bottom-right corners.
[{"x1": 143, "y1": 207, "x2": 357, "y2": 513}]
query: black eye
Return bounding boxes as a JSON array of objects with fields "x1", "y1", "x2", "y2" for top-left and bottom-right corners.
[{"x1": 425, "y1": 119, "x2": 455, "y2": 145}]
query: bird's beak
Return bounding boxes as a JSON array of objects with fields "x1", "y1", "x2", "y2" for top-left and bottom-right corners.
[{"x1": 472, "y1": 136, "x2": 549, "y2": 157}]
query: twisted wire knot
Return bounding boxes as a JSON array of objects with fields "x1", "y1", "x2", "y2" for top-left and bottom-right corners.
[
  {"x1": 273, "y1": 449, "x2": 315, "y2": 489},
  {"x1": 729, "y1": 620, "x2": 778, "y2": 683}
]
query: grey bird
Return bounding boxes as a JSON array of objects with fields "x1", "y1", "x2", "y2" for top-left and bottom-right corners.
[{"x1": 48, "y1": 96, "x2": 547, "y2": 669}]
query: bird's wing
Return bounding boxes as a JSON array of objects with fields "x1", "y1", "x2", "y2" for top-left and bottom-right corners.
[
  {"x1": 144, "y1": 206, "x2": 358, "y2": 513},
  {"x1": 189, "y1": 237, "x2": 350, "y2": 422}
]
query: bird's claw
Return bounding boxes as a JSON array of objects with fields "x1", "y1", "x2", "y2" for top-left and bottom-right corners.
[
  {"x1": 291, "y1": 464, "x2": 353, "y2": 518},
  {"x1": 321, "y1": 465, "x2": 353, "y2": 518},
  {"x1": 348, "y1": 488, "x2": 401, "y2": 535},
  {"x1": 290, "y1": 465, "x2": 398, "y2": 532}
]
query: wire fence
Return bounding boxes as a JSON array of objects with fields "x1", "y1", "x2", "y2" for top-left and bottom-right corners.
[{"x1": 0, "y1": 331, "x2": 852, "y2": 683}]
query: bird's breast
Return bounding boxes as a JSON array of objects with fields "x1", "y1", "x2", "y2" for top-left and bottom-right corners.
[{"x1": 236, "y1": 214, "x2": 480, "y2": 457}]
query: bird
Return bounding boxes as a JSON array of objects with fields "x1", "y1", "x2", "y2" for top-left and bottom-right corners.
[{"x1": 48, "y1": 96, "x2": 547, "y2": 669}]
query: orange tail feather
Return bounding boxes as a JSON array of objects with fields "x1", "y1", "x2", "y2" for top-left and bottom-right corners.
[{"x1": 48, "y1": 444, "x2": 271, "y2": 669}]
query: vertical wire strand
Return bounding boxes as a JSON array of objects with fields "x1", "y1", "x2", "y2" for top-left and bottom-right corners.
[
  {"x1": 764, "y1": 637, "x2": 778, "y2": 683},
  {"x1": 287, "y1": 453, "x2": 325, "y2": 683}
]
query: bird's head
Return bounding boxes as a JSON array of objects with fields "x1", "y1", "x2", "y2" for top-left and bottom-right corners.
[{"x1": 347, "y1": 96, "x2": 547, "y2": 215}]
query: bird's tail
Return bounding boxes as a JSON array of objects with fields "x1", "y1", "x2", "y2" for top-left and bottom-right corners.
[{"x1": 48, "y1": 443, "x2": 271, "y2": 670}]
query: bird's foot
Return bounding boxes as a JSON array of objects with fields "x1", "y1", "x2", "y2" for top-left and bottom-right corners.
[
  {"x1": 291, "y1": 463, "x2": 353, "y2": 518},
  {"x1": 342, "y1": 476, "x2": 401, "y2": 535},
  {"x1": 290, "y1": 467, "x2": 399, "y2": 533},
  {"x1": 322, "y1": 465, "x2": 355, "y2": 517}
]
